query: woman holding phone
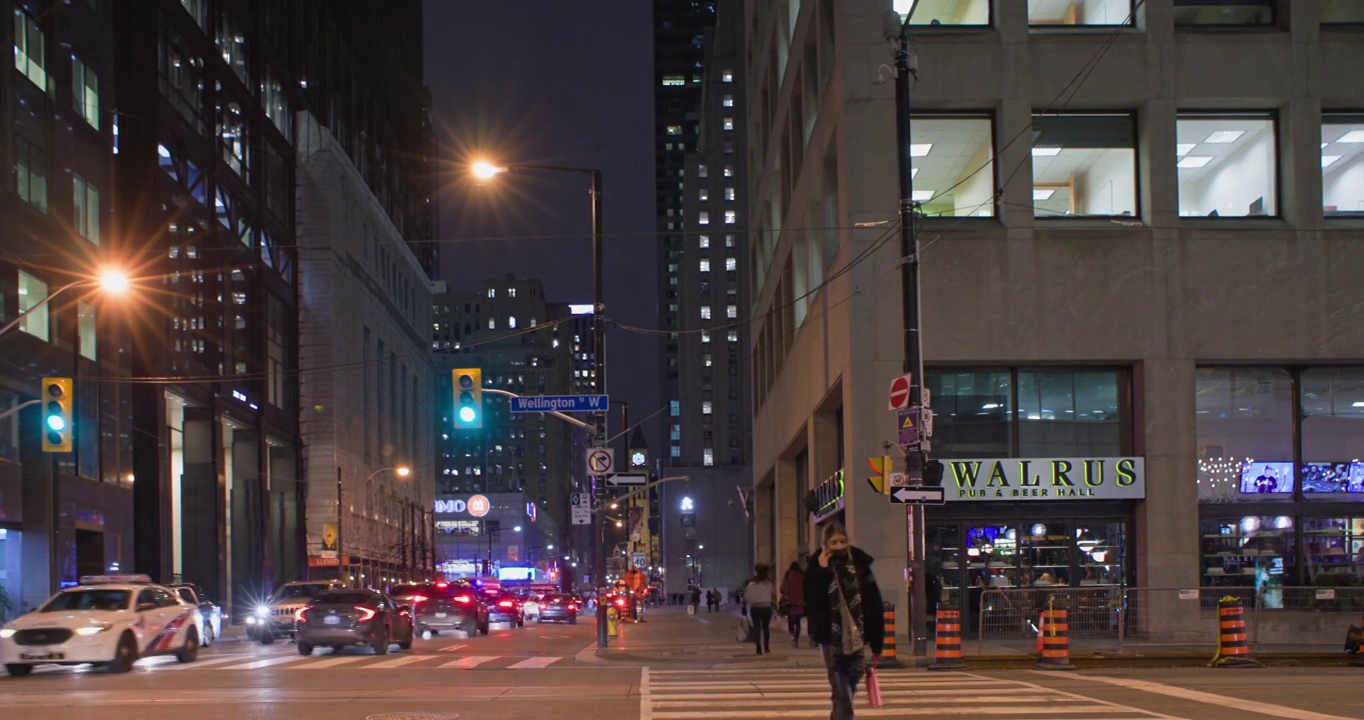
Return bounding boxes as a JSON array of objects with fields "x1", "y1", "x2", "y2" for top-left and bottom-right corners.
[{"x1": 804, "y1": 522, "x2": 885, "y2": 719}]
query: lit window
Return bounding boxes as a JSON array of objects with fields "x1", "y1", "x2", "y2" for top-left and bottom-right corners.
[
  {"x1": 699, "y1": 235, "x2": 710, "y2": 248},
  {"x1": 703, "y1": 448, "x2": 714, "y2": 466},
  {"x1": 671, "y1": 445, "x2": 682, "y2": 458},
  {"x1": 724, "y1": 210, "x2": 737, "y2": 224},
  {"x1": 1028, "y1": 0, "x2": 1133, "y2": 26},
  {"x1": 667, "y1": 125, "x2": 682, "y2": 135},
  {"x1": 72, "y1": 56, "x2": 100, "y2": 130},
  {"x1": 725, "y1": 234, "x2": 736, "y2": 248},
  {"x1": 663, "y1": 75, "x2": 686, "y2": 86},
  {"x1": 78, "y1": 302, "x2": 96, "y2": 359},
  {"x1": 726, "y1": 305, "x2": 738, "y2": 319},
  {"x1": 14, "y1": 9, "x2": 47, "y2": 89},
  {"x1": 722, "y1": 69, "x2": 734, "y2": 83},
  {"x1": 726, "y1": 257, "x2": 737, "y2": 272},
  {"x1": 670, "y1": 400, "x2": 681, "y2": 417},
  {"x1": 1031, "y1": 113, "x2": 1136, "y2": 218},
  {"x1": 725, "y1": 187, "x2": 736, "y2": 201},
  {"x1": 724, "y1": 165, "x2": 734, "y2": 177},
  {"x1": 698, "y1": 211, "x2": 710, "y2": 225},
  {"x1": 699, "y1": 259, "x2": 711, "y2": 272},
  {"x1": 911, "y1": 115, "x2": 996, "y2": 217},
  {"x1": 701, "y1": 330, "x2": 711, "y2": 343},
  {"x1": 18, "y1": 271, "x2": 48, "y2": 341},
  {"x1": 488, "y1": 317, "x2": 496, "y2": 329},
  {"x1": 488, "y1": 288, "x2": 496, "y2": 297},
  {"x1": 699, "y1": 188, "x2": 709, "y2": 201},
  {"x1": 724, "y1": 117, "x2": 734, "y2": 131},
  {"x1": 1177, "y1": 113, "x2": 1277, "y2": 218},
  {"x1": 72, "y1": 175, "x2": 100, "y2": 244},
  {"x1": 722, "y1": 95, "x2": 734, "y2": 108},
  {"x1": 14, "y1": 137, "x2": 47, "y2": 212},
  {"x1": 703, "y1": 354, "x2": 713, "y2": 368},
  {"x1": 703, "y1": 401, "x2": 713, "y2": 414},
  {"x1": 728, "y1": 330, "x2": 739, "y2": 342},
  {"x1": 1322, "y1": 114, "x2": 1364, "y2": 217},
  {"x1": 698, "y1": 164, "x2": 708, "y2": 178},
  {"x1": 1173, "y1": 0, "x2": 1273, "y2": 26},
  {"x1": 509, "y1": 287, "x2": 517, "y2": 298},
  {"x1": 700, "y1": 305, "x2": 712, "y2": 320},
  {"x1": 508, "y1": 316, "x2": 517, "y2": 329},
  {"x1": 901, "y1": 0, "x2": 989, "y2": 26}
]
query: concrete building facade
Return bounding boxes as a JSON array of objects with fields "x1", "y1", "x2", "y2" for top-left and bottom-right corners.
[{"x1": 747, "y1": 0, "x2": 1364, "y2": 642}]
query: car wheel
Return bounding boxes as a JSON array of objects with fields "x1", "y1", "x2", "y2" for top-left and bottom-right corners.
[
  {"x1": 202, "y1": 623, "x2": 214, "y2": 647},
  {"x1": 260, "y1": 631, "x2": 276, "y2": 645},
  {"x1": 373, "y1": 627, "x2": 390, "y2": 655},
  {"x1": 106, "y1": 633, "x2": 138, "y2": 674},
  {"x1": 570, "y1": 617, "x2": 578, "y2": 625},
  {"x1": 5, "y1": 664, "x2": 33, "y2": 677},
  {"x1": 479, "y1": 620, "x2": 489, "y2": 636},
  {"x1": 176, "y1": 628, "x2": 200, "y2": 664},
  {"x1": 398, "y1": 628, "x2": 413, "y2": 651},
  {"x1": 297, "y1": 641, "x2": 314, "y2": 656}
]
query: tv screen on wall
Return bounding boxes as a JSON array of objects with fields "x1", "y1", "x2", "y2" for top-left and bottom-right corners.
[
  {"x1": 1301, "y1": 462, "x2": 1364, "y2": 494},
  {"x1": 1239, "y1": 462, "x2": 1294, "y2": 494}
]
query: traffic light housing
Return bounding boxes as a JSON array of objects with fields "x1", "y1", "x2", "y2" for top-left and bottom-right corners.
[
  {"x1": 452, "y1": 368, "x2": 483, "y2": 429},
  {"x1": 867, "y1": 455, "x2": 893, "y2": 495},
  {"x1": 41, "y1": 377, "x2": 73, "y2": 453}
]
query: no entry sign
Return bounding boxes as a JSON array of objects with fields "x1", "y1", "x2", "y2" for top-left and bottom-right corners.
[{"x1": 888, "y1": 373, "x2": 912, "y2": 410}]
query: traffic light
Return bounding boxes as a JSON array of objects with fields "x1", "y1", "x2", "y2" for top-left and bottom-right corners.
[
  {"x1": 41, "y1": 377, "x2": 73, "y2": 453},
  {"x1": 452, "y1": 368, "x2": 482, "y2": 429},
  {"x1": 924, "y1": 458, "x2": 946, "y2": 487},
  {"x1": 867, "y1": 455, "x2": 893, "y2": 495}
]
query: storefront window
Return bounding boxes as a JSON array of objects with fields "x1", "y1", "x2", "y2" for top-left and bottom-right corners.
[
  {"x1": 928, "y1": 525, "x2": 961, "y2": 610},
  {"x1": 1019, "y1": 521, "x2": 1072, "y2": 586},
  {"x1": 1017, "y1": 369, "x2": 1122, "y2": 456},
  {"x1": 1195, "y1": 367, "x2": 1294, "y2": 502},
  {"x1": 1301, "y1": 368, "x2": 1364, "y2": 499},
  {"x1": 926, "y1": 370, "x2": 1011, "y2": 458},
  {"x1": 1200, "y1": 516, "x2": 1292, "y2": 603},
  {"x1": 1301, "y1": 517, "x2": 1364, "y2": 586}
]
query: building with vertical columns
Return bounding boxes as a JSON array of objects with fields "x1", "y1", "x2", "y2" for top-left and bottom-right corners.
[{"x1": 747, "y1": 0, "x2": 1364, "y2": 643}]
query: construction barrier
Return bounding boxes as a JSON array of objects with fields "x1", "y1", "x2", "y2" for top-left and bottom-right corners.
[
  {"x1": 928, "y1": 606, "x2": 967, "y2": 671},
  {"x1": 1210, "y1": 595, "x2": 1260, "y2": 668},
  {"x1": 1036, "y1": 599, "x2": 1076, "y2": 671},
  {"x1": 880, "y1": 602, "x2": 902, "y2": 668}
]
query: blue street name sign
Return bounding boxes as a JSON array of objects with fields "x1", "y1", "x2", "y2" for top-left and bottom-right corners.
[{"x1": 509, "y1": 394, "x2": 610, "y2": 413}]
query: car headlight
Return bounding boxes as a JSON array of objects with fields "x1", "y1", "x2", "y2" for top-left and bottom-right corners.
[
  {"x1": 75, "y1": 624, "x2": 112, "y2": 636},
  {"x1": 255, "y1": 605, "x2": 271, "y2": 618},
  {"x1": 0, "y1": 628, "x2": 14, "y2": 639}
]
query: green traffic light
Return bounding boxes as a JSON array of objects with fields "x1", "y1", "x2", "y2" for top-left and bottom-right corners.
[
  {"x1": 458, "y1": 406, "x2": 476, "y2": 423},
  {"x1": 46, "y1": 415, "x2": 66, "y2": 432}
]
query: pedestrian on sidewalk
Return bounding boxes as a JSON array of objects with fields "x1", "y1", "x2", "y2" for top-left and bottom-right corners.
[
  {"x1": 780, "y1": 554, "x2": 808, "y2": 648},
  {"x1": 805, "y1": 522, "x2": 885, "y2": 720},
  {"x1": 743, "y1": 564, "x2": 776, "y2": 655},
  {"x1": 690, "y1": 586, "x2": 701, "y2": 614}
]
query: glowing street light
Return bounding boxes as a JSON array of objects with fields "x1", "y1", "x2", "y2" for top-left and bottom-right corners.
[
  {"x1": 99, "y1": 268, "x2": 130, "y2": 294},
  {"x1": 0, "y1": 266, "x2": 134, "y2": 339},
  {"x1": 470, "y1": 160, "x2": 506, "y2": 180}
]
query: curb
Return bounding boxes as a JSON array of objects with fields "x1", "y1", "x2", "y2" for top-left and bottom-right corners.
[{"x1": 910, "y1": 652, "x2": 1357, "y2": 670}]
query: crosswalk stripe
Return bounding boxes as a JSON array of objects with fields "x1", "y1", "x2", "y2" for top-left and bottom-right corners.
[
  {"x1": 366, "y1": 654, "x2": 439, "y2": 669},
  {"x1": 651, "y1": 708, "x2": 1142, "y2": 718},
  {"x1": 161, "y1": 654, "x2": 266, "y2": 671},
  {"x1": 438, "y1": 655, "x2": 499, "y2": 669},
  {"x1": 218, "y1": 654, "x2": 310, "y2": 670},
  {"x1": 438, "y1": 643, "x2": 467, "y2": 653},
  {"x1": 506, "y1": 656, "x2": 559, "y2": 669},
  {"x1": 289, "y1": 655, "x2": 370, "y2": 669}
]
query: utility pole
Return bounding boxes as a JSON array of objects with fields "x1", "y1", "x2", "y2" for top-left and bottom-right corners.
[
  {"x1": 336, "y1": 467, "x2": 345, "y2": 585},
  {"x1": 889, "y1": 10, "x2": 929, "y2": 658},
  {"x1": 590, "y1": 170, "x2": 611, "y2": 649}
]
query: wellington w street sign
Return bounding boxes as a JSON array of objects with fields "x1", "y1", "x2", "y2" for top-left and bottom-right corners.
[
  {"x1": 510, "y1": 394, "x2": 609, "y2": 413},
  {"x1": 890, "y1": 486, "x2": 946, "y2": 504}
]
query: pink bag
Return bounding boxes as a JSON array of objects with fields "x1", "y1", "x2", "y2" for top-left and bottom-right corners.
[{"x1": 866, "y1": 658, "x2": 883, "y2": 708}]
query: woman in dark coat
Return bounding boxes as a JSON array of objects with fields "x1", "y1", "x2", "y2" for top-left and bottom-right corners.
[
  {"x1": 780, "y1": 556, "x2": 808, "y2": 647},
  {"x1": 804, "y1": 522, "x2": 885, "y2": 720}
]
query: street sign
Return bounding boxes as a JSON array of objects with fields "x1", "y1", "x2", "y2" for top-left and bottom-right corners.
[
  {"x1": 888, "y1": 373, "x2": 912, "y2": 410},
  {"x1": 632, "y1": 552, "x2": 647, "y2": 568},
  {"x1": 606, "y1": 474, "x2": 648, "y2": 487},
  {"x1": 923, "y1": 407, "x2": 935, "y2": 438},
  {"x1": 897, "y1": 408, "x2": 920, "y2": 447},
  {"x1": 510, "y1": 394, "x2": 609, "y2": 413},
  {"x1": 889, "y1": 472, "x2": 908, "y2": 488},
  {"x1": 586, "y1": 448, "x2": 615, "y2": 475},
  {"x1": 571, "y1": 492, "x2": 591, "y2": 526},
  {"x1": 890, "y1": 486, "x2": 946, "y2": 504}
]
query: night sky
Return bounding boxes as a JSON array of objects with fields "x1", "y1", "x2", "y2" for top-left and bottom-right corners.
[{"x1": 423, "y1": 1, "x2": 661, "y2": 445}]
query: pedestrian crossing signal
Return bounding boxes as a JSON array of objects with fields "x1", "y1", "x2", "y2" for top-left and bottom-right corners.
[
  {"x1": 452, "y1": 368, "x2": 483, "y2": 430},
  {"x1": 41, "y1": 377, "x2": 73, "y2": 453}
]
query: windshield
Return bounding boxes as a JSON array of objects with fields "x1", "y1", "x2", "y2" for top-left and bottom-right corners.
[
  {"x1": 174, "y1": 588, "x2": 197, "y2": 604},
  {"x1": 314, "y1": 592, "x2": 377, "y2": 605},
  {"x1": 42, "y1": 589, "x2": 131, "y2": 612},
  {"x1": 274, "y1": 584, "x2": 330, "y2": 600}
]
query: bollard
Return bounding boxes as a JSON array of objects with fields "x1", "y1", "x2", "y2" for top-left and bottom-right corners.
[
  {"x1": 1210, "y1": 595, "x2": 1260, "y2": 668},
  {"x1": 879, "y1": 602, "x2": 902, "y2": 668},
  {"x1": 927, "y1": 606, "x2": 967, "y2": 671},
  {"x1": 1035, "y1": 598, "x2": 1076, "y2": 671}
]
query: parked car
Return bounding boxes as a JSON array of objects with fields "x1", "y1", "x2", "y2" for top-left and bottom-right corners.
[
  {"x1": 536, "y1": 593, "x2": 578, "y2": 624},
  {"x1": 170, "y1": 583, "x2": 222, "y2": 646},
  {"x1": 389, "y1": 581, "x2": 488, "y2": 637},
  {"x1": 295, "y1": 589, "x2": 415, "y2": 656},
  {"x1": 248, "y1": 580, "x2": 344, "y2": 644}
]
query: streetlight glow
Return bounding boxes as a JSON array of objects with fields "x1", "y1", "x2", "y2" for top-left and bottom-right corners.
[
  {"x1": 471, "y1": 160, "x2": 506, "y2": 180},
  {"x1": 396, "y1": 466, "x2": 411, "y2": 477},
  {"x1": 514, "y1": 525, "x2": 522, "y2": 533},
  {"x1": 99, "y1": 269, "x2": 130, "y2": 294}
]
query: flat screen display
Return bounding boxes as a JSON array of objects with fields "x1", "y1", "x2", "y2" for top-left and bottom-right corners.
[
  {"x1": 1301, "y1": 462, "x2": 1364, "y2": 493},
  {"x1": 1239, "y1": 462, "x2": 1293, "y2": 494}
]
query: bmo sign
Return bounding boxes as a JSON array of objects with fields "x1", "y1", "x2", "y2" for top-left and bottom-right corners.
[{"x1": 434, "y1": 494, "x2": 492, "y2": 517}]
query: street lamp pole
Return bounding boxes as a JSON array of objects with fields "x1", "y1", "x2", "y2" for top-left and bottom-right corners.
[
  {"x1": 0, "y1": 270, "x2": 131, "y2": 339},
  {"x1": 340, "y1": 465, "x2": 410, "y2": 587}
]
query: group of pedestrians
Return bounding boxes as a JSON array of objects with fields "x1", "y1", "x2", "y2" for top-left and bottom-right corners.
[{"x1": 738, "y1": 522, "x2": 885, "y2": 720}]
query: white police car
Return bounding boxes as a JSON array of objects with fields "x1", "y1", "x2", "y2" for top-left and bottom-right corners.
[{"x1": 0, "y1": 575, "x2": 203, "y2": 676}]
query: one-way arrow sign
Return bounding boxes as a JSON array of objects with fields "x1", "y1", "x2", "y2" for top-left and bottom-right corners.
[
  {"x1": 606, "y1": 474, "x2": 648, "y2": 487},
  {"x1": 889, "y1": 486, "x2": 946, "y2": 505}
]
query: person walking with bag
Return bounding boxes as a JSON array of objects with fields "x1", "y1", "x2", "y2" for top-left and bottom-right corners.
[
  {"x1": 805, "y1": 522, "x2": 885, "y2": 720},
  {"x1": 743, "y1": 564, "x2": 776, "y2": 655},
  {"x1": 780, "y1": 555, "x2": 808, "y2": 648}
]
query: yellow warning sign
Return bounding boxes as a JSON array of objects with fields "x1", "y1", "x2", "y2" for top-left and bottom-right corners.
[{"x1": 902, "y1": 414, "x2": 916, "y2": 430}]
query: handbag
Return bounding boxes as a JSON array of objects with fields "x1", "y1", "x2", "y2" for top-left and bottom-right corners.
[{"x1": 866, "y1": 658, "x2": 883, "y2": 708}]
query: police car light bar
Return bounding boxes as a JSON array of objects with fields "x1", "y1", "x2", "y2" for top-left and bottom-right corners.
[{"x1": 80, "y1": 574, "x2": 153, "y2": 585}]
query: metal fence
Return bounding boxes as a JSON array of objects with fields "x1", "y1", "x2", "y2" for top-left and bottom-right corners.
[{"x1": 972, "y1": 586, "x2": 1364, "y2": 656}]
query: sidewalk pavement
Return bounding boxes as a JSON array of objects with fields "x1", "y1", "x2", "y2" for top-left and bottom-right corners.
[{"x1": 580, "y1": 605, "x2": 1361, "y2": 669}]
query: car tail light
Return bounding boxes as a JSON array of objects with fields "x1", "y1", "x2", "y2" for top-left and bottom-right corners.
[
  {"x1": 615, "y1": 598, "x2": 626, "y2": 608},
  {"x1": 436, "y1": 582, "x2": 449, "y2": 588},
  {"x1": 567, "y1": 603, "x2": 577, "y2": 611},
  {"x1": 294, "y1": 607, "x2": 309, "y2": 623},
  {"x1": 453, "y1": 593, "x2": 473, "y2": 605},
  {"x1": 408, "y1": 595, "x2": 428, "y2": 605},
  {"x1": 498, "y1": 600, "x2": 513, "y2": 608},
  {"x1": 355, "y1": 606, "x2": 376, "y2": 622}
]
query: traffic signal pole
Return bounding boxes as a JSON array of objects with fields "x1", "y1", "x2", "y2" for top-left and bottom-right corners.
[
  {"x1": 589, "y1": 170, "x2": 612, "y2": 649},
  {"x1": 890, "y1": 12, "x2": 930, "y2": 658}
]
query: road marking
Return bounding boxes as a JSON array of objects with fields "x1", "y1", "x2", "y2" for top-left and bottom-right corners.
[
  {"x1": 1057, "y1": 674, "x2": 1358, "y2": 720},
  {"x1": 438, "y1": 655, "x2": 499, "y2": 669},
  {"x1": 158, "y1": 655, "x2": 257, "y2": 671},
  {"x1": 217, "y1": 654, "x2": 310, "y2": 671},
  {"x1": 437, "y1": 643, "x2": 468, "y2": 653},
  {"x1": 366, "y1": 654, "x2": 438, "y2": 669},
  {"x1": 506, "y1": 656, "x2": 559, "y2": 669},
  {"x1": 290, "y1": 655, "x2": 369, "y2": 669},
  {"x1": 641, "y1": 666, "x2": 652, "y2": 720}
]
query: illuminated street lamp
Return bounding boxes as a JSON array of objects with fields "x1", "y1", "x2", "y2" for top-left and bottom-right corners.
[{"x1": 0, "y1": 267, "x2": 132, "y2": 339}]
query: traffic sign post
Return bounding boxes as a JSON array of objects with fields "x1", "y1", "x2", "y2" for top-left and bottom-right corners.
[
  {"x1": 897, "y1": 408, "x2": 920, "y2": 449},
  {"x1": 510, "y1": 394, "x2": 609, "y2": 414},
  {"x1": 571, "y1": 492, "x2": 591, "y2": 526},
  {"x1": 586, "y1": 448, "x2": 615, "y2": 475},
  {"x1": 888, "y1": 373, "x2": 912, "y2": 410},
  {"x1": 890, "y1": 486, "x2": 946, "y2": 505}
]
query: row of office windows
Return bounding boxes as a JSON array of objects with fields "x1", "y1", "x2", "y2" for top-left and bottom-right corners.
[
  {"x1": 16, "y1": 271, "x2": 97, "y2": 360},
  {"x1": 913, "y1": 112, "x2": 1364, "y2": 219},
  {"x1": 899, "y1": 0, "x2": 1364, "y2": 27}
]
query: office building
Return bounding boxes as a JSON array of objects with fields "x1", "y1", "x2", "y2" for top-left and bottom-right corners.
[
  {"x1": 0, "y1": 0, "x2": 129, "y2": 613},
  {"x1": 654, "y1": 0, "x2": 754, "y2": 597},
  {"x1": 433, "y1": 492, "x2": 560, "y2": 582},
  {"x1": 747, "y1": 0, "x2": 1364, "y2": 640}
]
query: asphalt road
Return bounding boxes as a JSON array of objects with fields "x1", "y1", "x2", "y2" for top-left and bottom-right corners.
[{"x1": 3, "y1": 608, "x2": 1363, "y2": 720}]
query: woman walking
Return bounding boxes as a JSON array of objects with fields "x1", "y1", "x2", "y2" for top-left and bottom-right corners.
[
  {"x1": 780, "y1": 555, "x2": 808, "y2": 647},
  {"x1": 743, "y1": 564, "x2": 776, "y2": 654},
  {"x1": 805, "y1": 522, "x2": 885, "y2": 720}
]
